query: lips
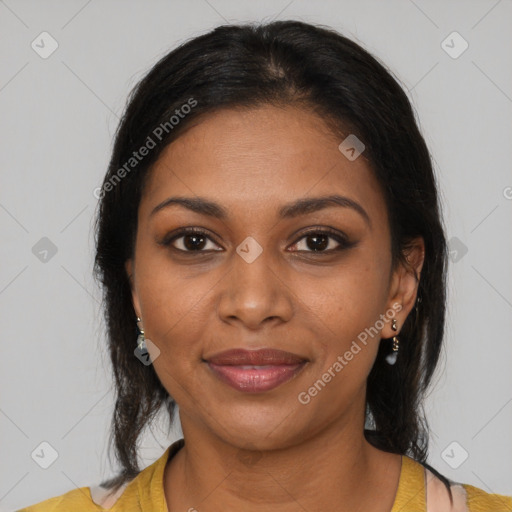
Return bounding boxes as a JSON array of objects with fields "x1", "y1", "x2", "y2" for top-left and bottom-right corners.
[
  {"x1": 206, "y1": 348, "x2": 306, "y2": 366},
  {"x1": 205, "y1": 348, "x2": 308, "y2": 393}
]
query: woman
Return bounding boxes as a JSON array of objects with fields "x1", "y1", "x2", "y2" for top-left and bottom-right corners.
[{"x1": 19, "y1": 20, "x2": 512, "y2": 512}]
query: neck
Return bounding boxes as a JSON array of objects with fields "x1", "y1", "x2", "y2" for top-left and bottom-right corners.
[{"x1": 164, "y1": 407, "x2": 401, "y2": 512}]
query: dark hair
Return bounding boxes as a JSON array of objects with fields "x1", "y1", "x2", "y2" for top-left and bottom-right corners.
[{"x1": 94, "y1": 19, "x2": 449, "y2": 496}]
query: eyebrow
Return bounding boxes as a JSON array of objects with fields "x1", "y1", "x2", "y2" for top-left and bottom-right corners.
[{"x1": 150, "y1": 194, "x2": 371, "y2": 228}]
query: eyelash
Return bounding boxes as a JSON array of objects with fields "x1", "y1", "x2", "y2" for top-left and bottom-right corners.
[{"x1": 160, "y1": 227, "x2": 354, "y2": 255}]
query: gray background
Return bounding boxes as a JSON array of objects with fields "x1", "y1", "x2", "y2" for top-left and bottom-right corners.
[{"x1": 1, "y1": 0, "x2": 511, "y2": 510}]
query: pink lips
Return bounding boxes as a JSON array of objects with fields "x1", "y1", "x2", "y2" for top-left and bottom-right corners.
[{"x1": 205, "y1": 348, "x2": 307, "y2": 393}]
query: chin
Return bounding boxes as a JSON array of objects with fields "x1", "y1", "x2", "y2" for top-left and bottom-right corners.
[{"x1": 210, "y1": 406, "x2": 308, "y2": 452}]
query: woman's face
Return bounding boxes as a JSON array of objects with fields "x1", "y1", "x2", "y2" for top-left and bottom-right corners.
[{"x1": 126, "y1": 104, "x2": 423, "y2": 451}]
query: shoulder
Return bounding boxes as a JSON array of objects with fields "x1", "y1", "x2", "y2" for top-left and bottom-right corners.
[
  {"x1": 16, "y1": 439, "x2": 184, "y2": 512},
  {"x1": 15, "y1": 476, "x2": 137, "y2": 511},
  {"x1": 399, "y1": 455, "x2": 512, "y2": 512},
  {"x1": 16, "y1": 480, "x2": 137, "y2": 511},
  {"x1": 461, "y1": 483, "x2": 512, "y2": 512},
  {"x1": 424, "y1": 462, "x2": 512, "y2": 512},
  {"x1": 15, "y1": 487, "x2": 100, "y2": 511}
]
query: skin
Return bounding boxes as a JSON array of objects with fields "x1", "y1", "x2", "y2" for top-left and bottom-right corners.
[{"x1": 125, "y1": 104, "x2": 425, "y2": 512}]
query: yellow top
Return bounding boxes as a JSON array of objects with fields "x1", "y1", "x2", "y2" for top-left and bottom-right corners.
[{"x1": 17, "y1": 438, "x2": 512, "y2": 512}]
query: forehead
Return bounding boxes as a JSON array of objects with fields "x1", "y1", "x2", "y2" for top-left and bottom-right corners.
[{"x1": 140, "y1": 105, "x2": 387, "y2": 225}]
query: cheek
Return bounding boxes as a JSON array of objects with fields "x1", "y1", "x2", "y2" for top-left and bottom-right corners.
[
  {"x1": 134, "y1": 251, "x2": 218, "y2": 364},
  {"x1": 294, "y1": 271, "x2": 388, "y2": 416},
  {"x1": 298, "y1": 258, "x2": 389, "y2": 337},
  {"x1": 294, "y1": 256, "x2": 390, "y2": 395},
  {"x1": 139, "y1": 268, "x2": 211, "y2": 402},
  {"x1": 140, "y1": 278, "x2": 210, "y2": 355}
]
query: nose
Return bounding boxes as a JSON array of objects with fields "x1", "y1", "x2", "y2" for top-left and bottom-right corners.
[{"x1": 216, "y1": 242, "x2": 294, "y2": 330}]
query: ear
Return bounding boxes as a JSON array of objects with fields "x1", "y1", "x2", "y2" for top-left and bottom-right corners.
[
  {"x1": 125, "y1": 259, "x2": 142, "y2": 319},
  {"x1": 382, "y1": 236, "x2": 425, "y2": 338}
]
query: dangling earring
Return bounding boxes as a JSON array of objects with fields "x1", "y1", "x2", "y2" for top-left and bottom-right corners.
[
  {"x1": 136, "y1": 317, "x2": 147, "y2": 352},
  {"x1": 386, "y1": 318, "x2": 399, "y2": 365}
]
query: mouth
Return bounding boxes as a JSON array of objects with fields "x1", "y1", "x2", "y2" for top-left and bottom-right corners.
[{"x1": 204, "y1": 348, "x2": 308, "y2": 393}]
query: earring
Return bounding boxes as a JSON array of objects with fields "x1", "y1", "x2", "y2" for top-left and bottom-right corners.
[
  {"x1": 386, "y1": 319, "x2": 399, "y2": 365},
  {"x1": 136, "y1": 317, "x2": 146, "y2": 352}
]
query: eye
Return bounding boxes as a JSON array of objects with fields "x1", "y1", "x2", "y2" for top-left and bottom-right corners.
[
  {"x1": 288, "y1": 228, "x2": 352, "y2": 253},
  {"x1": 160, "y1": 227, "x2": 354, "y2": 255},
  {"x1": 161, "y1": 228, "x2": 222, "y2": 253}
]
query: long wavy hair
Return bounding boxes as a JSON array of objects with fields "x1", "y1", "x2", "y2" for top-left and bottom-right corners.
[{"x1": 94, "y1": 20, "x2": 448, "y2": 495}]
